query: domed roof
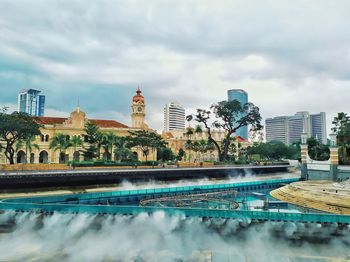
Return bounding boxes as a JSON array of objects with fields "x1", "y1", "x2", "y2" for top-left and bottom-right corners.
[{"x1": 133, "y1": 87, "x2": 144, "y2": 103}]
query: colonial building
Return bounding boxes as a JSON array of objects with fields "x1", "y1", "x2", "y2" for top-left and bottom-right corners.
[
  {"x1": 0, "y1": 88, "x2": 156, "y2": 164},
  {"x1": 162, "y1": 128, "x2": 250, "y2": 162}
]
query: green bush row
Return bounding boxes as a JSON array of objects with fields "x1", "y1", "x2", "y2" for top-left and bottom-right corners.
[{"x1": 68, "y1": 160, "x2": 159, "y2": 167}]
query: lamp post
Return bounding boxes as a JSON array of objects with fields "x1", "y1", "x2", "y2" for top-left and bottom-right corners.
[
  {"x1": 329, "y1": 133, "x2": 339, "y2": 181},
  {"x1": 329, "y1": 133, "x2": 337, "y2": 147},
  {"x1": 300, "y1": 132, "x2": 308, "y2": 181}
]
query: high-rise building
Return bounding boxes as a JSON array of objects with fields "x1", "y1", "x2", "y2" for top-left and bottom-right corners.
[
  {"x1": 164, "y1": 102, "x2": 185, "y2": 131},
  {"x1": 17, "y1": 89, "x2": 45, "y2": 116},
  {"x1": 227, "y1": 89, "x2": 248, "y2": 140},
  {"x1": 265, "y1": 111, "x2": 327, "y2": 145},
  {"x1": 265, "y1": 116, "x2": 289, "y2": 144},
  {"x1": 288, "y1": 112, "x2": 311, "y2": 144},
  {"x1": 310, "y1": 112, "x2": 327, "y2": 144}
]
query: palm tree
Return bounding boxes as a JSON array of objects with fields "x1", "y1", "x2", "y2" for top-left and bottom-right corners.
[
  {"x1": 198, "y1": 139, "x2": 208, "y2": 162},
  {"x1": 70, "y1": 135, "x2": 83, "y2": 152},
  {"x1": 184, "y1": 140, "x2": 193, "y2": 162},
  {"x1": 194, "y1": 125, "x2": 203, "y2": 139},
  {"x1": 49, "y1": 133, "x2": 71, "y2": 163},
  {"x1": 16, "y1": 136, "x2": 40, "y2": 163},
  {"x1": 102, "y1": 132, "x2": 117, "y2": 160}
]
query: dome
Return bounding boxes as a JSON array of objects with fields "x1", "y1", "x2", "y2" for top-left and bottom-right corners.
[{"x1": 133, "y1": 87, "x2": 144, "y2": 103}]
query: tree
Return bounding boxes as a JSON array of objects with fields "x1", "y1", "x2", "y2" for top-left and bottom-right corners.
[
  {"x1": 127, "y1": 130, "x2": 166, "y2": 161},
  {"x1": 70, "y1": 135, "x2": 83, "y2": 153},
  {"x1": 187, "y1": 100, "x2": 262, "y2": 162},
  {"x1": 102, "y1": 132, "x2": 117, "y2": 160},
  {"x1": 157, "y1": 147, "x2": 175, "y2": 162},
  {"x1": 49, "y1": 133, "x2": 71, "y2": 163},
  {"x1": 332, "y1": 112, "x2": 350, "y2": 162},
  {"x1": 0, "y1": 110, "x2": 42, "y2": 164},
  {"x1": 82, "y1": 121, "x2": 100, "y2": 160},
  {"x1": 307, "y1": 137, "x2": 330, "y2": 161},
  {"x1": 176, "y1": 148, "x2": 185, "y2": 162},
  {"x1": 114, "y1": 136, "x2": 136, "y2": 162},
  {"x1": 184, "y1": 139, "x2": 193, "y2": 162},
  {"x1": 16, "y1": 136, "x2": 40, "y2": 163}
]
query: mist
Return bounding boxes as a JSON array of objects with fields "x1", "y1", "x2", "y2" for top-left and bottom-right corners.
[{"x1": 0, "y1": 211, "x2": 349, "y2": 261}]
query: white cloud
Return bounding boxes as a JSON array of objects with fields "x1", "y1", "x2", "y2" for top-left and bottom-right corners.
[{"x1": 0, "y1": 0, "x2": 349, "y2": 134}]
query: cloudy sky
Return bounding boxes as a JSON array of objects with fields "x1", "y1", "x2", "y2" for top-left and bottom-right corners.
[{"x1": 0, "y1": 0, "x2": 349, "y2": 133}]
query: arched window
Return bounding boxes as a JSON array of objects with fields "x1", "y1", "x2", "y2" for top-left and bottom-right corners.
[
  {"x1": 45, "y1": 135, "x2": 49, "y2": 142},
  {"x1": 41, "y1": 135, "x2": 45, "y2": 142}
]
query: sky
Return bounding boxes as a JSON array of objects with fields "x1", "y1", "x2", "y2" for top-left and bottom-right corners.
[{"x1": 0, "y1": 0, "x2": 349, "y2": 133}]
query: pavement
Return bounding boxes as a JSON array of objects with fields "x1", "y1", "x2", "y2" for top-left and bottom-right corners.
[{"x1": 271, "y1": 180, "x2": 350, "y2": 215}]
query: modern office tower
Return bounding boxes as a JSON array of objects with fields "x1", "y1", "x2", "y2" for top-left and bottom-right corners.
[
  {"x1": 310, "y1": 112, "x2": 327, "y2": 144},
  {"x1": 265, "y1": 116, "x2": 289, "y2": 144},
  {"x1": 227, "y1": 89, "x2": 248, "y2": 139},
  {"x1": 163, "y1": 102, "x2": 186, "y2": 131},
  {"x1": 18, "y1": 89, "x2": 45, "y2": 116},
  {"x1": 265, "y1": 111, "x2": 327, "y2": 145},
  {"x1": 288, "y1": 112, "x2": 311, "y2": 144}
]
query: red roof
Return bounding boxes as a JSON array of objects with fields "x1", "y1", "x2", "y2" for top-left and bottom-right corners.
[
  {"x1": 36, "y1": 117, "x2": 128, "y2": 128},
  {"x1": 235, "y1": 136, "x2": 248, "y2": 142},
  {"x1": 36, "y1": 117, "x2": 66, "y2": 125},
  {"x1": 90, "y1": 119, "x2": 128, "y2": 128}
]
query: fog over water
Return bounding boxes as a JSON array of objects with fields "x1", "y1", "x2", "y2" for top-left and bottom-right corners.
[
  {"x1": 0, "y1": 172, "x2": 349, "y2": 261},
  {"x1": 0, "y1": 211, "x2": 349, "y2": 261}
]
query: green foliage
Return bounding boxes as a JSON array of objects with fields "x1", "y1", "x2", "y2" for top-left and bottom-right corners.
[
  {"x1": 157, "y1": 147, "x2": 175, "y2": 162},
  {"x1": 16, "y1": 136, "x2": 40, "y2": 163},
  {"x1": 0, "y1": 110, "x2": 42, "y2": 164},
  {"x1": 49, "y1": 133, "x2": 72, "y2": 163},
  {"x1": 187, "y1": 100, "x2": 262, "y2": 162},
  {"x1": 307, "y1": 137, "x2": 330, "y2": 161},
  {"x1": 70, "y1": 160, "x2": 158, "y2": 167},
  {"x1": 70, "y1": 135, "x2": 83, "y2": 152},
  {"x1": 246, "y1": 141, "x2": 300, "y2": 161},
  {"x1": 332, "y1": 112, "x2": 350, "y2": 163},
  {"x1": 114, "y1": 137, "x2": 137, "y2": 162},
  {"x1": 127, "y1": 130, "x2": 166, "y2": 161},
  {"x1": 82, "y1": 121, "x2": 100, "y2": 160},
  {"x1": 176, "y1": 148, "x2": 185, "y2": 161}
]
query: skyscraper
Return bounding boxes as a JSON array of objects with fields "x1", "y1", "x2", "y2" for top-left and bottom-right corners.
[
  {"x1": 310, "y1": 112, "x2": 327, "y2": 144},
  {"x1": 227, "y1": 89, "x2": 248, "y2": 140},
  {"x1": 18, "y1": 89, "x2": 45, "y2": 117},
  {"x1": 265, "y1": 116, "x2": 289, "y2": 144},
  {"x1": 164, "y1": 102, "x2": 185, "y2": 131},
  {"x1": 265, "y1": 111, "x2": 327, "y2": 145}
]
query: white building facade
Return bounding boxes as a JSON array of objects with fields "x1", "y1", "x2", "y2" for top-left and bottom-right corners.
[
  {"x1": 163, "y1": 102, "x2": 186, "y2": 131},
  {"x1": 266, "y1": 111, "x2": 327, "y2": 145}
]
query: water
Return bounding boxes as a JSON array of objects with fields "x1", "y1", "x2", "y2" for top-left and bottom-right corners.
[{"x1": 0, "y1": 171, "x2": 349, "y2": 261}]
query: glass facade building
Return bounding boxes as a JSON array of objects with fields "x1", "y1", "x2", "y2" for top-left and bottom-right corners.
[
  {"x1": 17, "y1": 89, "x2": 45, "y2": 116},
  {"x1": 227, "y1": 89, "x2": 248, "y2": 140}
]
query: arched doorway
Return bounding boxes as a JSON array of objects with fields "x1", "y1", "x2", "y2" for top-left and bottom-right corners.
[
  {"x1": 39, "y1": 151, "x2": 49, "y2": 163},
  {"x1": 73, "y1": 151, "x2": 80, "y2": 162},
  {"x1": 30, "y1": 153, "x2": 35, "y2": 164},
  {"x1": 16, "y1": 151, "x2": 26, "y2": 164}
]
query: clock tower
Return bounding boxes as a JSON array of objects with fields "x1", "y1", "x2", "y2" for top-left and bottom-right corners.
[{"x1": 131, "y1": 87, "x2": 146, "y2": 128}]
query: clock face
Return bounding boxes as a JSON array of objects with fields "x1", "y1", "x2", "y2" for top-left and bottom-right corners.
[{"x1": 137, "y1": 106, "x2": 143, "y2": 112}]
